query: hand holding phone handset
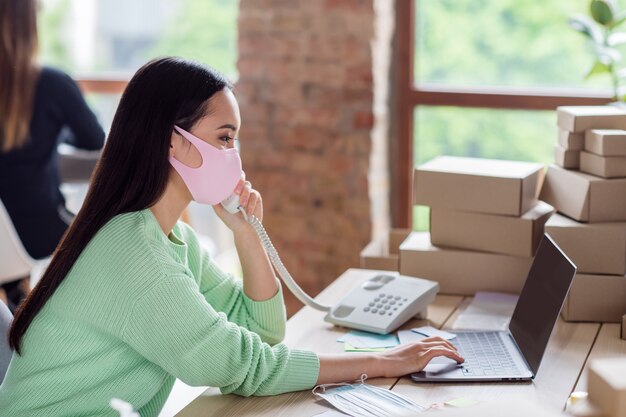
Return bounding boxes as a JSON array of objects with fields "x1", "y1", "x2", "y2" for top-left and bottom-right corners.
[{"x1": 221, "y1": 191, "x2": 333, "y2": 312}]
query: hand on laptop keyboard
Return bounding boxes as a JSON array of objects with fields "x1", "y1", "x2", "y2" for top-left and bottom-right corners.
[{"x1": 375, "y1": 336, "x2": 465, "y2": 378}]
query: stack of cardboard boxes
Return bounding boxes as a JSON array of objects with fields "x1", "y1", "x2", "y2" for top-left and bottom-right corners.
[
  {"x1": 542, "y1": 106, "x2": 626, "y2": 323},
  {"x1": 359, "y1": 229, "x2": 411, "y2": 271},
  {"x1": 396, "y1": 156, "x2": 553, "y2": 295}
]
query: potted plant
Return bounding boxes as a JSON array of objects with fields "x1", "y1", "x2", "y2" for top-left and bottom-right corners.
[{"x1": 570, "y1": 0, "x2": 626, "y2": 103}]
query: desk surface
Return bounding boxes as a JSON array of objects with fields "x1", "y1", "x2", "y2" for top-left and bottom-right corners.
[{"x1": 163, "y1": 269, "x2": 623, "y2": 417}]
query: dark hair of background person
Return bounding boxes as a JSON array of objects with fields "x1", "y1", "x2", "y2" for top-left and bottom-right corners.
[
  {"x1": 9, "y1": 57, "x2": 232, "y2": 353},
  {"x1": 0, "y1": 0, "x2": 39, "y2": 151}
]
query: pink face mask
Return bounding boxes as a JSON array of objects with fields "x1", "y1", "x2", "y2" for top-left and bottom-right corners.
[{"x1": 169, "y1": 125, "x2": 242, "y2": 205}]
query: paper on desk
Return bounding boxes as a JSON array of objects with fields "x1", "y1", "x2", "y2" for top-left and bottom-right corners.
[
  {"x1": 451, "y1": 292, "x2": 519, "y2": 331},
  {"x1": 337, "y1": 330, "x2": 399, "y2": 349},
  {"x1": 412, "y1": 326, "x2": 456, "y2": 340},
  {"x1": 445, "y1": 397, "x2": 480, "y2": 408},
  {"x1": 397, "y1": 329, "x2": 427, "y2": 345}
]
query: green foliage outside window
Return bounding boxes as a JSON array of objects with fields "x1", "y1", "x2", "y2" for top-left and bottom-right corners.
[
  {"x1": 569, "y1": 0, "x2": 626, "y2": 101},
  {"x1": 149, "y1": 0, "x2": 238, "y2": 77},
  {"x1": 412, "y1": 0, "x2": 611, "y2": 230}
]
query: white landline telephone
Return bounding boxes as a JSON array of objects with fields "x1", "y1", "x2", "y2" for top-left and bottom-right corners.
[{"x1": 221, "y1": 194, "x2": 439, "y2": 335}]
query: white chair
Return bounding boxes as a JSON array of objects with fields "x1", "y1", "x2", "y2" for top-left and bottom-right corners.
[
  {"x1": 0, "y1": 199, "x2": 37, "y2": 285},
  {"x1": 0, "y1": 301, "x2": 12, "y2": 382}
]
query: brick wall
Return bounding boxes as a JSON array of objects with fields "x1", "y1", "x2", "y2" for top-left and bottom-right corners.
[{"x1": 237, "y1": 0, "x2": 392, "y2": 315}]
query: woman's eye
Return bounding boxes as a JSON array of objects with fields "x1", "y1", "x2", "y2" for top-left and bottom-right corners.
[{"x1": 219, "y1": 136, "x2": 232, "y2": 144}]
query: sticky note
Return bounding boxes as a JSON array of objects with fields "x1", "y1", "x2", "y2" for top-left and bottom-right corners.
[
  {"x1": 344, "y1": 342, "x2": 388, "y2": 352},
  {"x1": 339, "y1": 330, "x2": 399, "y2": 349}
]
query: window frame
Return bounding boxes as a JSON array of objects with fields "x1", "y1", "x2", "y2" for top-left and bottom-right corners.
[{"x1": 392, "y1": 0, "x2": 613, "y2": 228}]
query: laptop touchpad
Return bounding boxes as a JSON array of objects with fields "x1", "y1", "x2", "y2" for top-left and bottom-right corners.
[{"x1": 424, "y1": 357, "x2": 459, "y2": 374}]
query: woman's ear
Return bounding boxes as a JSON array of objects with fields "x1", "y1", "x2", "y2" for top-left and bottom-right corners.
[{"x1": 169, "y1": 131, "x2": 179, "y2": 160}]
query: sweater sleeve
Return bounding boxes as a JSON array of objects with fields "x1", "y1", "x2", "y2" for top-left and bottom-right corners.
[
  {"x1": 121, "y1": 274, "x2": 319, "y2": 396},
  {"x1": 197, "y1": 250, "x2": 287, "y2": 346},
  {"x1": 51, "y1": 69, "x2": 105, "y2": 151}
]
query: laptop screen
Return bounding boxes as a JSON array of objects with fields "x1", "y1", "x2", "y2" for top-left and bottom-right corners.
[{"x1": 508, "y1": 234, "x2": 576, "y2": 375}]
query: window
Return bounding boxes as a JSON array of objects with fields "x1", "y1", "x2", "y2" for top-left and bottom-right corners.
[{"x1": 394, "y1": 0, "x2": 613, "y2": 229}]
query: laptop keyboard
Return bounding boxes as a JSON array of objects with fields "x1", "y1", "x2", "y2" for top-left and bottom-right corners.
[{"x1": 450, "y1": 332, "x2": 521, "y2": 376}]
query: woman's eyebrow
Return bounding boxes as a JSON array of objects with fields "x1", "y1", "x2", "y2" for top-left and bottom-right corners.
[{"x1": 216, "y1": 124, "x2": 237, "y2": 131}]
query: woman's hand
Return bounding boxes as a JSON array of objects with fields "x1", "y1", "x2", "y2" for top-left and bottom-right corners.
[
  {"x1": 317, "y1": 336, "x2": 464, "y2": 385},
  {"x1": 213, "y1": 173, "x2": 263, "y2": 233},
  {"x1": 376, "y1": 336, "x2": 464, "y2": 377}
]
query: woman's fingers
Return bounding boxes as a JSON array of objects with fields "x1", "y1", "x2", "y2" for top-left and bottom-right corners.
[
  {"x1": 239, "y1": 181, "x2": 252, "y2": 207},
  {"x1": 418, "y1": 339, "x2": 457, "y2": 352},
  {"x1": 246, "y1": 190, "x2": 259, "y2": 216},
  {"x1": 420, "y1": 346, "x2": 465, "y2": 365}
]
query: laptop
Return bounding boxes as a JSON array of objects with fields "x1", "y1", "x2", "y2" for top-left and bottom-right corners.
[{"x1": 411, "y1": 234, "x2": 576, "y2": 382}]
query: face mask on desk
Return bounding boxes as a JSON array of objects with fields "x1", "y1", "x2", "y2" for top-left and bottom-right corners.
[{"x1": 313, "y1": 376, "x2": 425, "y2": 417}]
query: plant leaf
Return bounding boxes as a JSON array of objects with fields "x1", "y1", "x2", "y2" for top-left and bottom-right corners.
[
  {"x1": 591, "y1": 0, "x2": 614, "y2": 25},
  {"x1": 569, "y1": 14, "x2": 604, "y2": 43},
  {"x1": 593, "y1": 43, "x2": 622, "y2": 62},
  {"x1": 608, "y1": 32, "x2": 626, "y2": 45},
  {"x1": 610, "y1": 10, "x2": 626, "y2": 28},
  {"x1": 616, "y1": 68, "x2": 626, "y2": 79},
  {"x1": 586, "y1": 60, "x2": 612, "y2": 79}
]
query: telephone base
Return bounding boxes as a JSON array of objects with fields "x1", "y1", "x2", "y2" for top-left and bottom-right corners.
[
  {"x1": 323, "y1": 269, "x2": 439, "y2": 335},
  {"x1": 414, "y1": 309, "x2": 428, "y2": 320}
]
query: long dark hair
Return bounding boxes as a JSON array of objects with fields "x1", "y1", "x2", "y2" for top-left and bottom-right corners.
[
  {"x1": 9, "y1": 57, "x2": 232, "y2": 353},
  {"x1": 0, "y1": 0, "x2": 39, "y2": 151}
]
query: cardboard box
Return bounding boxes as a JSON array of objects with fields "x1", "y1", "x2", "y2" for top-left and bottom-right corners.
[
  {"x1": 430, "y1": 201, "x2": 554, "y2": 257},
  {"x1": 586, "y1": 129, "x2": 626, "y2": 156},
  {"x1": 360, "y1": 229, "x2": 411, "y2": 271},
  {"x1": 540, "y1": 164, "x2": 626, "y2": 222},
  {"x1": 559, "y1": 128, "x2": 585, "y2": 150},
  {"x1": 545, "y1": 213, "x2": 626, "y2": 275},
  {"x1": 580, "y1": 151, "x2": 626, "y2": 178},
  {"x1": 562, "y1": 273, "x2": 626, "y2": 322},
  {"x1": 555, "y1": 145, "x2": 580, "y2": 169},
  {"x1": 588, "y1": 358, "x2": 626, "y2": 417},
  {"x1": 399, "y1": 232, "x2": 532, "y2": 295},
  {"x1": 557, "y1": 105, "x2": 626, "y2": 132},
  {"x1": 622, "y1": 314, "x2": 626, "y2": 340},
  {"x1": 414, "y1": 156, "x2": 543, "y2": 217}
]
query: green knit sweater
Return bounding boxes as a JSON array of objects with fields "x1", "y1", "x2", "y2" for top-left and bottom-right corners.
[{"x1": 0, "y1": 209, "x2": 320, "y2": 416}]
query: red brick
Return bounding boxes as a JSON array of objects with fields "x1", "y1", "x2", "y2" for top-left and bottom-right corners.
[
  {"x1": 352, "y1": 110, "x2": 374, "y2": 129},
  {"x1": 237, "y1": 0, "x2": 382, "y2": 314}
]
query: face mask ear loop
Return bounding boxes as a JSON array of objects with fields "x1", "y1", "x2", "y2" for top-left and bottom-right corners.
[
  {"x1": 359, "y1": 374, "x2": 368, "y2": 385},
  {"x1": 312, "y1": 381, "x2": 349, "y2": 395}
]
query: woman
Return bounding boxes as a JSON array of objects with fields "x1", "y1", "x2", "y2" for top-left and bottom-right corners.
[
  {"x1": 0, "y1": 57, "x2": 463, "y2": 416},
  {"x1": 0, "y1": 0, "x2": 105, "y2": 310}
]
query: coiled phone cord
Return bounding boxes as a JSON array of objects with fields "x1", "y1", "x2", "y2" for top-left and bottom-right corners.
[{"x1": 239, "y1": 207, "x2": 332, "y2": 312}]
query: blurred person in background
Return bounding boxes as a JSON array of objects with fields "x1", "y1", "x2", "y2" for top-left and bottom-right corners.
[{"x1": 0, "y1": 0, "x2": 105, "y2": 312}]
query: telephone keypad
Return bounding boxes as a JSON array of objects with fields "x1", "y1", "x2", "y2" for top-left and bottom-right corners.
[{"x1": 364, "y1": 294, "x2": 405, "y2": 316}]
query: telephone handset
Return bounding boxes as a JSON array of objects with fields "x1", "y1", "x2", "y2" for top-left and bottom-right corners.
[{"x1": 221, "y1": 194, "x2": 439, "y2": 335}]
